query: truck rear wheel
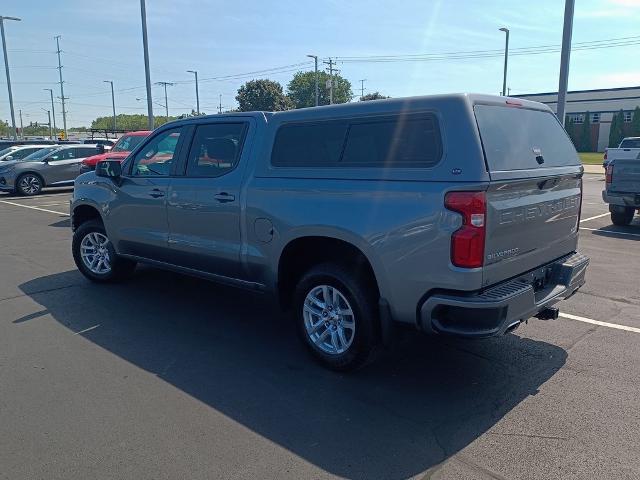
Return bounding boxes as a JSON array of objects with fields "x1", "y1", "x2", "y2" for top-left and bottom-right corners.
[
  {"x1": 293, "y1": 263, "x2": 380, "y2": 371},
  {"x1": 611, "y1": 208, "x2": 634, "y2": 226}
]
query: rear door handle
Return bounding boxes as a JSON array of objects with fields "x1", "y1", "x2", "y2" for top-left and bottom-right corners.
[
  {"x1": 149, "y1": 188, "x2": 165, "y2": 198},
  {"x1": 214, "y1": 192, "x2": 235, "y2": 203}
]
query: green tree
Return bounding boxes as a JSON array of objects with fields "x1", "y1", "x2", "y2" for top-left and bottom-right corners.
[
  {"x1": 630, "y1": 106, "x2": 640, "y2": 137},
  {"x1": 287, "y1": 71, "x2": 353, "y2": 108},
  {"x1": 609, "y1": 110, "x2": 625, "y2": 147},
  {"x1": 578, "y1": 112, "x2": 592, "y2": 152},
  {"x1": 91, "y1": 114, "x2": 177, "y2": 131},
  {"x1": 360, "y1": 92, "x2": 390, "y2": 101},
  {"x1": 236, "y1": 79, "x2": 292, "y2": 112}
]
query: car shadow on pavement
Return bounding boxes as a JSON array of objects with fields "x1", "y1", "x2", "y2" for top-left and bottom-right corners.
[{"x1": 19, "y1": 268, "x2": 567, "y2": 480}]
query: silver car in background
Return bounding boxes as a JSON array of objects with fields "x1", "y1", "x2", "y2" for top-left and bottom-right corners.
[
  {"x1": 0, "y1": 145, "x2": 50, "y2": 162},
  {"x1": 0, "y1": 144, "x2": 101, "y2": 196}
]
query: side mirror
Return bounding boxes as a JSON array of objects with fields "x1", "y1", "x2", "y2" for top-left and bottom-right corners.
[
  {"x1": 95, "y1": 160, "x2": 122, "y2": 179},
  {"x1": 4, "y1": 155, "x2": 13, "y2": 161},
  {"x1": 95, "y1": 144, "x2": 106, "y2": 154}
]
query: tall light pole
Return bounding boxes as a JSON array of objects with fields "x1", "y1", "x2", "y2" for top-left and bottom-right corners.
[
  {"x1": 187, "y1": 70, "x2": 199, "y2": 115},
  {"x1": 104, "y1": 80, "x2": 116, "y2": 130},
  {"x1": 54, "y1": 35, "x2": 68, "y2": 138},
  {"x1": 42, "y1": 108, "x2": 52, "y2": 139},
  {"x1": 557, "y1": 0, "x2": 575, "y2": 126},
  {"x1": 307, "y1": 54, "x2": 318, "y2": 106},
  {"x1": 0, "y1": 15, "x2": 20, "y2": 140},
  {"x1": 156, "y1": 82, "x2": 173, "y2": 120},
  {"x1": 43, "y1": 88, "x2": 56, "y2": 136},
  {"x1": 499, "y1": 27, "x2": 509, "y2": 97},
  {"x1": 140, "y1": 0, "x2": 154, "y2": 129}
]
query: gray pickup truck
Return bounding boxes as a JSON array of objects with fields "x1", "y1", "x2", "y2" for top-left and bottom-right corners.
[
  {"x1": 603, "y1": 156, "x2": 640, "y2": 225},
  {"x1": 70, "y1": 94, "x2": 589, "y2": 370}
]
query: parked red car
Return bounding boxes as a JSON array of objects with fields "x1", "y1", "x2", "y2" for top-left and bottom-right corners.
[{"x1": 80, "y1": 130, "x2": 151, "y2": 172}]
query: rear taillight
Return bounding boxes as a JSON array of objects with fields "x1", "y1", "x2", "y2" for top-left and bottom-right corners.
[
  {"x1": 445, "y1": 191, "x2": 486, "y2": 268},
  {"x1": 603, "y1": 150, "x2": 608, "y2": 160},
  {"x1": 606, "y1": 165, "x2": 613, "y2": 185}
]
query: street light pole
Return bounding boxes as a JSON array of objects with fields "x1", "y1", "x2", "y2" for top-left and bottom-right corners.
[
  {"x1": 44, "y1": 88, "x2": 56, "y2": 136},
  {"x1": 140, "y1": 0, "x2": 154, "y2": 130},
  {"x1": 42, "y1": 108, "x2": 52, "y2": 138},
  {"x1": 0, "y1": 15, "x2": 21, "y2": 140},
  {"x1": 187, "y1": 70, "x2": 200, "y2": 115},
  {"x1": 104, "y1": 80, "x2": 116, "y2": 130},
  {"x1": 557, "y1": 0, "x2": 575, "y2": 126},
  {"x1": 499, "y1": 27, "x2": 509, "y2": 96},
  {"x1": 307, "y1": 54, "x2": 318, "y2": 106}
]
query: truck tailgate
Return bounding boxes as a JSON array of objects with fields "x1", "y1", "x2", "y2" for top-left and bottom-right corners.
[
  {"x1": 483, "y1": 173, "x2": 581, "y2": 286},
  {"x1": 610, "y1": 158, "x2": 640, "y2": 194},
  {"x1": 473, "y1": 103, "x2": 583, "y2": 288}
]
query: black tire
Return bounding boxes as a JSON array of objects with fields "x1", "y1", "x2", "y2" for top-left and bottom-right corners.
[
  {"x1": 293, "y1": 263, "x2": 380, "y2": 372},
  {"x1": 611, "y1": 208, "x2": 634, "y2": 226},
  {"x1": 16, "y1": 173, "x2": 43, "y2": 196},
  {"x1": 72, "y1": 220, "x2": 136, "y2": 283}
]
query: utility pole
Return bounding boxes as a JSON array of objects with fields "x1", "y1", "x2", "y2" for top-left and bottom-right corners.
[
  {"x1": 359, "y1": 79, "x2": 367, "y2": 99},
  {"x1": 0, "y1": 15, "x2": 21, "y2": 140},
  {"x1": 187, "y1": 70, "x2": 199, "y2": 115},
  {"x1": 103, "y1": 80, "x2": 116, "y2": 130},
  {"x1": 18, "y1": 108, "x2": 23, "y2": 139},
  {"x1": 42, "y1": 108, "x2": 51, "y2": 138},
  {"x1": 499, "y1": 27, "x2": 509, "y2": 97},
  {"x1": 218, "y1": 94, "x2": 222, "y2": 114},
  {"x1": 156, "y1": 81, "x2": 173, "y2": 120},
  {"x1": 140, "y1": 0, "x2": 154, "y2": 130},
  {"x1": 307, "y1": 54, "x2": 319, "y2": 106},
  {"x1": 43, "y1": 88, "x2": 56, "y2": 136},
  {"x1": 324, "y1": 58, "x2": 337, "y2": 105},
  {"x1": 557, "y1": 0, "x2": 575, "y2": 126},
  {"x1": 54, "y1": 35, "x2": 68, "y2": 138}
]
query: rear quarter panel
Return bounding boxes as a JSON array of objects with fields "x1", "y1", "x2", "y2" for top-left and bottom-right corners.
[{"x1": 245, "y1": 95, "x2": 490, "y2": 325}]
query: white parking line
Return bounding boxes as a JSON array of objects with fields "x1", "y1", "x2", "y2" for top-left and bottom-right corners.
[
  {"x1": 580, "y1": 226, "x2": 640, "y2": 238},
  {"x1": 580, "y1": 212, "x2": 610, "y2": 223},
  {"x1": 560, "y1": 312, "x2": 640, "y2": 334},
  {"x1": 1, "y1": 192, "x2": 71, "y2": 200},
  {"x1": 74, "y1": 324, "x2": 100, "y2": 335},
  {"x1": 0, "y1": 199, "x2": 69, "y2": 216}
]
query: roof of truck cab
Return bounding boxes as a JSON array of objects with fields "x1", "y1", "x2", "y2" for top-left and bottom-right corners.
[{"x1": 161, "y1": 93, "x2": 552, "y2": 128}]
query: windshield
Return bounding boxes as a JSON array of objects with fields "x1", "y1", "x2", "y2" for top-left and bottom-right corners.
[
  {"x1": 111, "y1": 134, "x2": 147, "y2": 153},
  {"x1": 619, "y1": 138, "x2": 640, "y2": 149},
  {"x1": 0, "y1": 146, "x2": 17, "y2": 157},
  {"x1": 21, "y1": 146, "x2": 59, "y2": 161}
]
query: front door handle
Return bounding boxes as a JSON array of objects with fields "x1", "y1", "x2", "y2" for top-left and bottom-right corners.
[
  {"x1": 214, "y1": 192, "x2": 235, "y2": 203},
  {"x1": 149, "y1": 188, "x2": 165, "y2": 198}
]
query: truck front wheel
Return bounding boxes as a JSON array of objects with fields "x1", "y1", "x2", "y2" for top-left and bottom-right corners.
[
  {"x1": 293, "y1": 263, "x2": 380, "y2": 371},
  {"x1": 610, "y1": 207, "x2": 635, "y2": 226}
]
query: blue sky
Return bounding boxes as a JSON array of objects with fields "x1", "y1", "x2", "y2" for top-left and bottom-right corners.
[{"x1": 1, "y1": 0, "x2": 639, "y2": 127}]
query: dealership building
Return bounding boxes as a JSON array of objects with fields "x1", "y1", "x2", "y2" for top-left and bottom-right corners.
[{"x1": 516, "y1": 86, "x2": 640, "y2": 152}]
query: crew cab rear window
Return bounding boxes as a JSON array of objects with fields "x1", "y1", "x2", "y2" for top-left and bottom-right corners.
[
  {"x1": 619, "y1": 138, "x2": 640, "y2": 149},
  {"x1": 474, "y1": 105, "x2": 580, "y2": 171},
  {"x1": 271, "y1": 113, "x2": 442, "y2": 168}
]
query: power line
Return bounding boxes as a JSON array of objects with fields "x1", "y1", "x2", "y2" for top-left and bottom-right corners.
[{"x1": 336, "y1": 35, "x2": 640, "y2": 63}]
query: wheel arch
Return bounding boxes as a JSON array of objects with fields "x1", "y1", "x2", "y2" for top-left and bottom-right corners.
[
  {"x1": 71, "y1": 202, "x2": 103, "y2": 231},
  {"x1": 275, "y1": 228, "x2": 390, "y2": 311}
]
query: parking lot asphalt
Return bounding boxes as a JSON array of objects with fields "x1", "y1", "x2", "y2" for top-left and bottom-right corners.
[{"x1": 1, "y1": 176, "x2": 639, "y2": 480}]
